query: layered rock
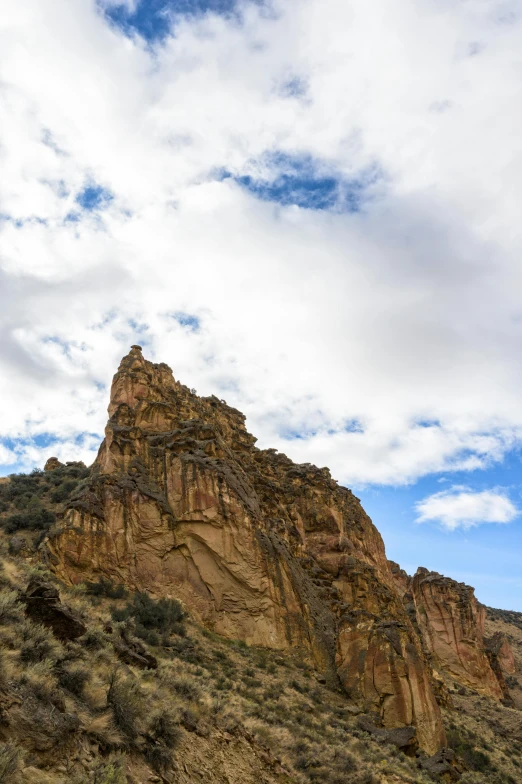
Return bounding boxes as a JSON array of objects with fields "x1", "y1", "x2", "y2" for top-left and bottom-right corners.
[
  {"x1": 485, "y1": 631, "x2": 516, "y2": 675},
  {"x1": 45, "y1": 346, "x2": 445, "y2": 753},
  {"x1": 388, "y1": 560, "x2": 410, "y2": 598},
  {"x1": 411, "y1": 568, "x2": 503, "y2": 699}
]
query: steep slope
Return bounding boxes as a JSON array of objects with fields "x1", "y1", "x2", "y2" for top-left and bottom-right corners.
[{"x1": 44, "y1": 346, "x2": 445, "y2": 754}]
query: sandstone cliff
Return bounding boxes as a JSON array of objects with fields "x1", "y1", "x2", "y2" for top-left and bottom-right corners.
[
  {"x1": 411, "y1": 568, "x2": 503, "y2": 699},
  {"x1": 45, "y1": 346, "x2": 446, "y2": 753}
]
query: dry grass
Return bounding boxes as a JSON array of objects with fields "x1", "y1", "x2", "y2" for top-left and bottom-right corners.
[{"x1": 0, "y1": 518, "x2": 521, "y2": 784}]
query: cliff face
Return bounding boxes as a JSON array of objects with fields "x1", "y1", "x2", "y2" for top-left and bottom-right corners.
[
  {"x1": 485, "y1": 631, "x2": 516, "y2": 676},
  {"x1": 411, "y1": 568, "x2": 503, "y2": 699},
  {"x1": 45, "y1": 346, "x2": 445, "y2": 753}
]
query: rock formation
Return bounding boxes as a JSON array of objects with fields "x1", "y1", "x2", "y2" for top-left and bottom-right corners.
[
  {"x1": 45, "y1": 346, "x2": 446, "y2": 753},
  {"x1": 23, "y1": 576, "x2": 87, "y2": 641},
  {"x1": 388, "y1": 560, "x2": 410, "y2": 598},
  {"x1": 411, "y1": 568, "x2": 503, "y2": 699},
  {"x1": 485, "y1": 631, "x2": 516, "y2": 675},
  {"x1": 44, "y1": 456, "x2": 63, "y2": 471}
]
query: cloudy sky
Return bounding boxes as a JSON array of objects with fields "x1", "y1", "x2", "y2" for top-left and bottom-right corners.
[{"x1": 2, "y1": 0, "x2": 522, "y2": 609}]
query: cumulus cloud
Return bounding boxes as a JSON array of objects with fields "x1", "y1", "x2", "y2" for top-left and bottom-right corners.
[
  {"x1": 415, "y1": 487, "x2": 519, "y2": 531},
  {"x1": 2, "y1": 0, "x2": 522, "y2": 483}
]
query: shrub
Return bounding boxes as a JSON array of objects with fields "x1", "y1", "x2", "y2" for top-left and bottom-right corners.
[
  {"x1": 92, "y1": 758, "x2": 127, "y2": 784},
  {"x1": 0, "y1": 589, "x2": 23, "y2": 624},
  {"x1": 112, "y1": 591, "x2": 185, "y2": 643},
  {"x1": 18, "y1": 661, "x2": 63, "y2": 707},
  {"x1": 107, "y1": 671, "x2": 144, "y2": 741},
  {"x1": 0, "y1": 742, "x2": 24, "y2": 783},
  {"x1": 79, "y1": 628, "x2": 110, "y2": 650},
  {"x1": 18, "y1": 620, "x2": 62, "y2": 664},
  {"x1": 50, "y1": 479, "x2": 80, "y2": 504},
  {"x1": 3, "y1": 505, "x2": 56, "y2": 534},
  {"x1": 179, "y1": 707, "x2": 199, "y2": 732},
  {"x1": 56, "y1": 663, "x2": 91, "y2": 696},
  {"x1": 84, "y1": 578, "x2": 127, "y2": 600},
  {"x1": 447, "y1": 727, "x2": 494, "y2": 772},
  {"x1": 170, "y1": 675, "x2": 201, "y2": 702},
  {"x1": 144, "y1": 743, "x2": 173, "y2": 773}
]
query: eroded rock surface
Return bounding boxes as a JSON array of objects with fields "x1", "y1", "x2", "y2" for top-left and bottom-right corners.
[
  {"x1": 411, "y1": 568, "x2": 503, "y2": 699},
  {"x1": 45, "y1": 346, "x2": 445, "y2": 753},
  {"x1": 485, "y1": 631, "x2": 516, "y2": 675},
  {"x1": 388, "y1": 560, "x2": 410, "y2": 598}
]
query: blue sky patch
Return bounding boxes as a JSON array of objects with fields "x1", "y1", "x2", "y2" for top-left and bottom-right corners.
[
  {"x1": 100, "y1": 0, "x2": 243, "y2": 42},
  {"x1": 279, "y1": 75, "x2": 308, "y2": 99},
  {"x1": 170, "y1": 312, "x2": 200, "y2": 331},
  {"x1": 220, "y1": 153, "x2": 381, "y2": 212},
  {"x1": 280, "y1": 429, "x2": 317, "y2": 441},
  {"x1": 76, "y1": 184, "x2": 114, "y2": 211}
]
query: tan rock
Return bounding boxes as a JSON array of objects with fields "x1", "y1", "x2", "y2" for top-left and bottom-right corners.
[
  {"x1": 45, "y1": 347, "x2": 446, "y2": 753},
  {"x1": 485, "y1": 631, "x2": 516, "y2": 674},
  {"x1": 388, "y1": 560, "x2": 411, "y2": 598},
  {"x1": 411, "y1": 568, "x2": 503, "y2": 699},
  {"x1": 44, "y1": 457, "x2": 63, "y2": 471}
]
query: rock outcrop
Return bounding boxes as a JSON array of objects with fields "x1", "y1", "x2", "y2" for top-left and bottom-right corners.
[
  {"x1": 23, "y1": 577, "x2": 87, "y2": 641},
  {"x1": 388, "y1": 560, "x2": 410, "y2": 597},
  {"x1": 44, "y1": 456, "x2": 63, "y2": 471},
  {"x1": 485, "y1": 631, "x2": 516, "y2": 675},
  {"x1": 411, "y1": 568, "x2": 503, "y2": 699},
  {"x1": 45, "y1": 346, "x2": 446, "y2": 753}
]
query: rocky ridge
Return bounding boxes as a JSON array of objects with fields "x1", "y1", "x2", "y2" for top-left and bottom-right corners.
[{"x1": 45, "y1": 346, "x2": 446, "y2": 754}]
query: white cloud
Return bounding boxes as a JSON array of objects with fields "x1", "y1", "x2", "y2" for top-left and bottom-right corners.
[
  {"x1": 415, "y1": 487, "x2": 519, "y2": 531},
  {"x1": 2, "y1": 1, "x2": 522, "y2": 483}
]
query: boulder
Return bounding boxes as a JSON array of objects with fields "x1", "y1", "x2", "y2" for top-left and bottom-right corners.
[
  {"x1": 420, "y1": 748, "x2": 462, "y2": 781},
  {"x1": 357, "y1": 714, "x2": 417, "y2": 752},
  {"x1": 23, "y1": 577, "x2": 86, "y2": 641},
  {"x1": 44, "y1": 457, "x2": 63, "y2": 472},
  {"x1": 113, "y1": 636, "x2": 157, "y2": 670}
]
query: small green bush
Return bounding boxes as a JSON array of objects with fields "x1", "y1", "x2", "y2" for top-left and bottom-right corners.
[
  {"x1": 84, "y1": 578, "x2": 127, "y2": 600},
  {"x1": 107, "y1": 671, "x2": 144, "y2": 741},
  {"x1": 92, "y1": 758, "x2": 127, "y2": 784},
  {"x1": 112, "y1": 591, "x2": 185, "y2": 643},
  {"x1": 18, "y1": 620, "x2": 62, "y2": 664},
  {"x1": 447, "y1": 727, "x2": 495, "y2": 772},
  {"x1": 2, "y1": 505, "x2": 56, "y2": 533},
  {"x1": 144, "y1": 743, "x2": 173, "y2": 773},
  {"x1": 0, "y1": 742, "x2": 24, "y2": 783},
  {"x1": 79, "y1": 628, "x2": 110, "y2": 650},
  {"x1": 56, "y1": 664, "x2": 91, "y2": 696},
  {"x1": 50, "y1": 479, "x2": 79, "y2": 504},
  {"x1": 148, "y1": 711, "x2": 182, "y2": 748},
  {"x1": 170, "y1": 675, "x2": 201, "y2": 701},
  {"x1": 143, "y1": 710, "x2": 182, "y2": 773},
  {"x1": 0, "y1": 589, "x2": 23, "y2": 624}
]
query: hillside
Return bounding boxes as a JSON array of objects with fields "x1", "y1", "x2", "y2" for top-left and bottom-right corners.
[{"x1": 0, "y1": 346, "x2": 521, "y2": 783}]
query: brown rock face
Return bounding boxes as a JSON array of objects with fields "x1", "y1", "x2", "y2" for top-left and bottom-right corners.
[
  {"x1": 411, "y1": 568, "x2": 503, "y2": 699},
  {"x1": 485, "y1": 631, "x2": 516, "y2": 675},
  {"x1": 45, "y1": 347, "x2": 445, "y2": 753},
  {"x1": 388, "y1": 560, "x2": 411, "y2": 598}
]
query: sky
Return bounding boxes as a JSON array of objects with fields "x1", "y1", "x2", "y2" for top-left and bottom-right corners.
[{"x1": 1, "y1": 0, "x2": 522, "y2": 610}]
